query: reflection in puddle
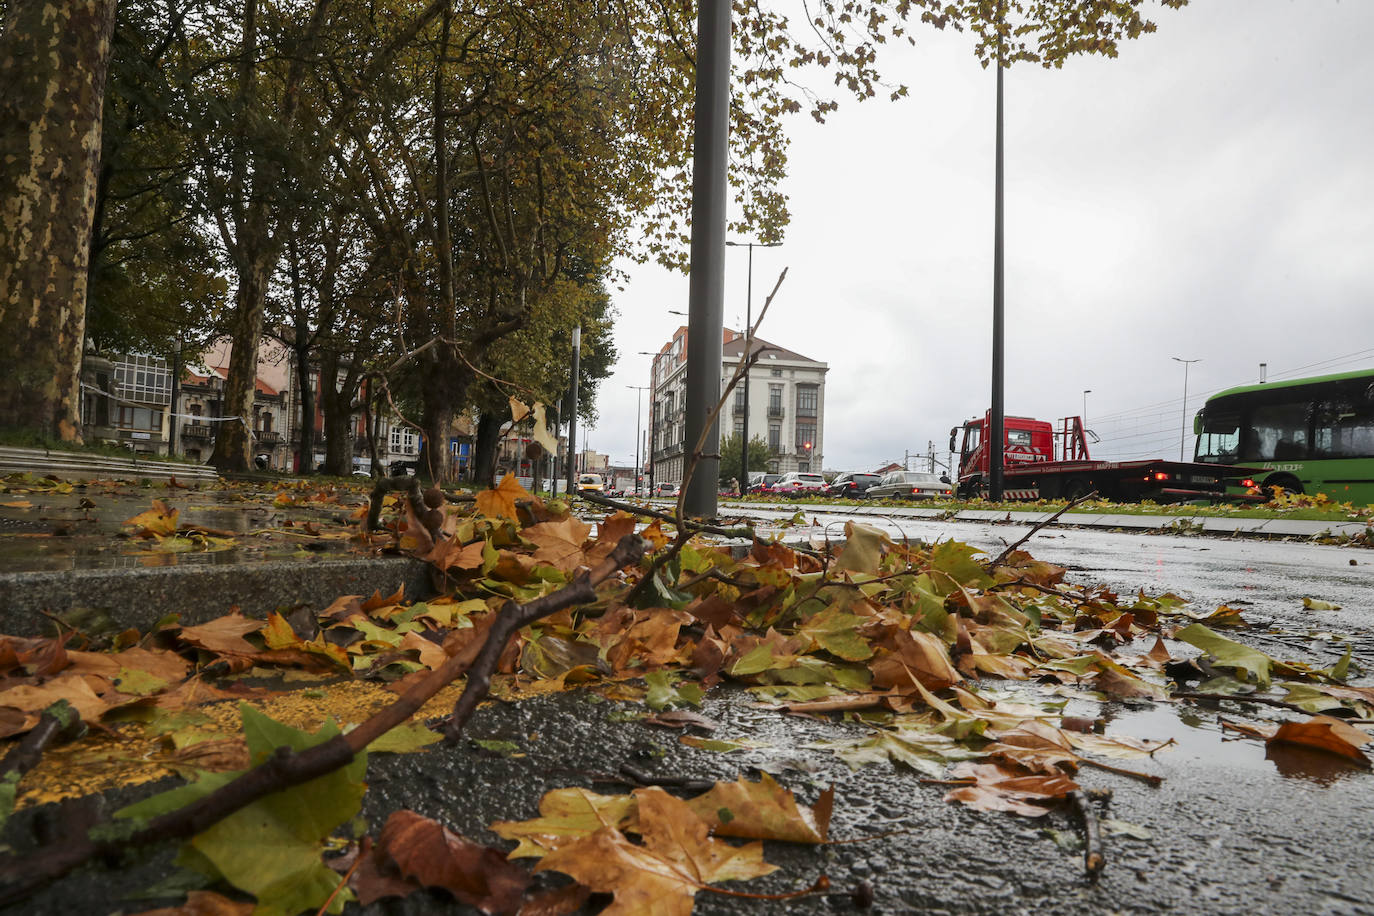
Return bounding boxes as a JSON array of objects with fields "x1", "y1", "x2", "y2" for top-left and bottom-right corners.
[{"x1": 1107, "y1": 703, "x2": 1364, "y2": 785}]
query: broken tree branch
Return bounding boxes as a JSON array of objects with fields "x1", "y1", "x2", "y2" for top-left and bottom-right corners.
[
  {"x1": 990, "y1": 492, "x2": 1098, "y2": 568},
  {"x1": 0, "y1": 534, "x2": 646, "y2": 906}
]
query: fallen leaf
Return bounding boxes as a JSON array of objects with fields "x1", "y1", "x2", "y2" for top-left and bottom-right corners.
[
  {"x1": 124, "y1": 499, "x2": 179, "y2": 537},
  {"x1": 535, "y1": 788, "x2": 776, "y2": 916},
  {"x1": 945, "y1": 761, "x2": 1078, "y2": 817},
  {"x1": 1175, "y1": 623, "x2": 1274, "y2": 688},
  {"x1": 476, "y1": 473, "x2": 531, "y2": 521},
  {"x1": 682, "y1": 773, "x2": 832, "y2": 844},
  {"x1": 127, "y1": 889, "x2": 254, "y2": 915},
  {"x1": 1267, "y1": 715, "x2": 1371, "y2": 767},
  {"x1": 523, "y1": 517, "x2": 592, "y2": 572},
  {"x1": 178, "y1": 614, "x2": 262, "y2": 657},
  {"x1": 375, "y1": 810, "x2": 528, "y2": 913},
  {"x1": 491, "y1": 787, "x2": 638, "y2": 859},
  {"x1": 1302, "y1": 597, "x2": 1342, "y2": 611}
]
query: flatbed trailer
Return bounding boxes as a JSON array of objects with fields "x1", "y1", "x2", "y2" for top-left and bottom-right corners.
[{"x1": 951, "y1": 413, "x2": 1259, "y2": 502}]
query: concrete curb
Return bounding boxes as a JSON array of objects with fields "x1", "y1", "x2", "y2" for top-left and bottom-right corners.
[
  {"x1": 0, "y1": 556, "x2": 434, "y2": 636},
  {"x1": 710, "y1": 498, "x2": 1372, "y2": 539}
]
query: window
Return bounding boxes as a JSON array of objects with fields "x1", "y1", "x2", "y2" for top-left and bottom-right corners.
[
  {"x1": 114, "y1": 354, "x2": 171, "y2": 405},
  {"x1": 117, "y1": 406, "x2": 163, "y2": 430},
  {"x1": 733, "y1": 421, "x2": 744, "y2": 439},
  {"x1": 770, "y1": 368, "x2": 782, "y2": 377},
  {"x1": 798, "y1": 461, "x2": 809, "y2": 472},
  {"x1": 795, "y1": 423, "x2": 815, "y2": 453},
  {"x1": 796, "y1": 385, "x2": 817, "y2": 418},
  {"x1": 734, "y1": 387, "x2": 746, "y2": 408},
  {"x1": 768, "y1": 424, "x2": 781, "y2": 451}
]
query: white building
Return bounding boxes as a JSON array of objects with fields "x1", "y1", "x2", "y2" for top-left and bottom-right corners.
[{"x1": 647, "y1": 327, "x2": 827, "y2": 485}]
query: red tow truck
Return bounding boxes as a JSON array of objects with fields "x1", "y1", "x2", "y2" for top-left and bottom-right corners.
[{"x1": 950, "y1": 413, "x2": 1258, "y2": 503}]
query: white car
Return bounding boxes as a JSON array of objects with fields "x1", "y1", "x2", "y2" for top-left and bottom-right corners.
[
  {"x1": 770, "y1": 472, "x2": 827, "y2": 495},
  {"x1": 655, "y1": 482, "x2": 679, "y2": 497}
]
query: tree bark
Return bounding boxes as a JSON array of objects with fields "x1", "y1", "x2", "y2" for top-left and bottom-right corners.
[
  {"x1": 318, "y1": 350, "x2": 354, "y2": 476},
  {"x1": 473, "y1": 410, "x2": 502, "y2": 488},
  {"x1": 210, "y1": 254, "x2": 271, "y2": 470},
  {"x1": 0, "y1": 0, "x2": 119, "y2": 441}
]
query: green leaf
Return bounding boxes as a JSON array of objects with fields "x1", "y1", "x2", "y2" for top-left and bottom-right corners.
[
  {"x1": 797, "y1": 604, "x2": 872, "y2": 661},
  {"x1": 1102, "y1": 818, "x2": 1153, "y2": 840},
  {"x1": 473, "y1": 738, "x2": 523, "y2": 756},
  {"x1": 1175, "y1": 624, "x2": 1274, "y2": 688},
  {"x1": 644, "y1": 671, "x2": 703, "y2": 710},
  {"x1": 929, "y1": 541, "x2": 992, "y2": 590},
  {"x1": 366, "y1": 722, "x2": 443, "y2": 754}
]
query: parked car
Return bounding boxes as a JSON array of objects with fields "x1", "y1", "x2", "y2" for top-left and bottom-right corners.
[
  {"x1": 576, "y1": 473, "x2": 605, "y2": 494},
  {"x1": 748, "y1": 473, "x2": 783, "y2": 494},
  {"x1": 655, "y1": 482, "x2": 679, "y2": 497},
  {"x1": 866, "y1": 470, "x2": 954, "y2": 501},
  {"x1": 827, "y1": 471, "x2": 882, "y2": 499},
  {"x1": 770, "y1": 472, "x2": 827, "y2": 495}
]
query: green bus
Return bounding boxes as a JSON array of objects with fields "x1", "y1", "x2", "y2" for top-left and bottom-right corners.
[{"x1": 1193, "y1": 368, "x2": 1374, "y2": 504}]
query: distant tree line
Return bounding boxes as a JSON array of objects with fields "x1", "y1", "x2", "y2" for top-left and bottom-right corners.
[{"x1": 0, "y1": 0, "x2": 1186, "y2": 479}]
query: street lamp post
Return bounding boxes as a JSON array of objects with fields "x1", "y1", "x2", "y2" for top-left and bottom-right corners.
[
  {"x1": 1172, "y1": 357, "x2": 1200, "y2": 461},
  {"x1": 627, "y1": 384, "x2": 648, "y2": 496},
  {"x1": 726, "y1": 240, "x2": 781, "y2": 495},
  {"x1": 1082, "y1": 389, "x2": 1091, "y2": 426},
  {"x1": 637, "y1": 351, "x2": 661, "y2": 495}
]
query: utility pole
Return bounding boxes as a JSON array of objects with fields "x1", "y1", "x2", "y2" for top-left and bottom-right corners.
[
  {"x1": 1172, "y1": 357, "x2": 1200, "y2": 462},
  {"x1": 989, "y1": 12, "x2": 1006, "y2": 502},
  {"x1": 565, "y1": 326, "x2": 581, "y2": 494},
  {"x1": 726, "y1": 240, "x2": 781, "y2": 495},
  {"x1": 682, "y1": 0, "x2": 729, "y2": 518},
  {"x1": 628, "y1": 385, "x2": 648, "y2": 496}
]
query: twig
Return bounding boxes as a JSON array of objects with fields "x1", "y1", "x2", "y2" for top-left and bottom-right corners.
[
  {"x1": 617, "y1": 763, "x2": 715, "y2": 793},
  {"x1": 0, "y1": 702, "x2": 82, "y2": 786},
  {"x1": 1074, "y1": 757, "x2": 1163, "y2": 786},
  {"x1": 1068, "y1": 788, "x2": 1105, "y2": 876},
  {"x1": 315, "y1": 839, "x2": 367, "y2": 916},
  {"x1": 0, "y1": 534, "x2": 647, "y2": 906},
  {"x1": 990, "y1": 492, "x2": 1098, "y2": 567}
]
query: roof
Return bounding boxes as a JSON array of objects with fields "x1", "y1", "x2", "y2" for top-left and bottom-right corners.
[
  {"x1": 721, "y1": 335, "x2": 822, "y2": 365},
  {"x1": 180, "y1": 364, "x2": 279, "y2": 396},
  {"x1": 1207, "y1": 367, "x2": 1374, "y2": 403}
]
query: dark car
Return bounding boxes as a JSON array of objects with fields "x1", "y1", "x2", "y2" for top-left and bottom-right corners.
[
  {"x1": 748, "y1": 473, "x2": 783, "y2": 494},
  {"x1": 827, "y1": 472, "x2": 881, "y2": 499}
]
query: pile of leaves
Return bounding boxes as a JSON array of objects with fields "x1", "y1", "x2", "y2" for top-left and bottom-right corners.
[{"x1": 0, "y1": 474, "x2": 1371, "y2": 914}]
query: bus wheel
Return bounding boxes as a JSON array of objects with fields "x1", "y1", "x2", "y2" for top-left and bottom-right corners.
[
  {"x1": 1264, "y1": 475, "x2": 1302, "y2": 500},
  {"x1": 1064, "y1": 478, "x2": 1090, "y2": 501}
]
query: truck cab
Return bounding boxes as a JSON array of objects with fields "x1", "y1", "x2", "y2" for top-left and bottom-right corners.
[{"x1": 951, "y1": 414, "x2": 1058, "y2": 480}]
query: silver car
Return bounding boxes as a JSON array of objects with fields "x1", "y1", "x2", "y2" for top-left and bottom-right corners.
[{"x1": 866, "y1": 471, "x2": 953, "y2": 500}]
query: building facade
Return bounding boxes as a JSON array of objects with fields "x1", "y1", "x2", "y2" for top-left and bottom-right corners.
[{"x1": 647, "y1": 328, "x2": 827, "y2": 485}]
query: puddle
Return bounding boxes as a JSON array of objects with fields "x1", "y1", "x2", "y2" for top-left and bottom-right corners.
[{"x1": 1106, "y1": 703, "x2": 1365, "y2": 785}]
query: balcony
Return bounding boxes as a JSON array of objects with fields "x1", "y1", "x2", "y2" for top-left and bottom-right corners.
[
  {"x1": 767, "y1": 405, "x2": 784, "y2": 418},
  {"x1": 795, "y1": 407, "x2": 817, "y2": 419},
  {"x1": 732, "y1": 402, "x2": 747, "y2": 416},
  {"x1": 181, "y1": 424, "x2": 213, "y2": 440},
  {"x1": 256, "y1": 430, "x2": 281, "y2": 446}
]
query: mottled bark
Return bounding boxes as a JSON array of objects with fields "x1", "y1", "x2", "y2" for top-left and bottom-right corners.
[
  {"x1": 0, "y1": 0, "x2": 118, "y2": 440},
  {"x1": 209, "y1": 254, "x2": 271, "y2": 470},
  {"x1": 291, "y1": 337, "x2": 315, "y2": 472},
  {"x1": 318, "y1": 350, "x2": 354, "y2": 476}
]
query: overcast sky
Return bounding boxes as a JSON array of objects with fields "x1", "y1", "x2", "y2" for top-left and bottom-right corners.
[{"x1": 584, "y1": 0, "x2": 1374, "y2": 474}]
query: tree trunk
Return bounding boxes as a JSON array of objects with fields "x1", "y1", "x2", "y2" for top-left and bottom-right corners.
[
  {"x1": 420, "y1": 399, "x2": 454, "y2": 484},
  {"x1": 473, "y1": 412, "x2": 502, "y2": 489},
  {"x1": 0, "y1": 0, "x2": 118, "y2": 440},
  {"x1": 209, "y1": 256, "x2": 271, "y2": 471},
  {"x1": 318, "y1": 351, "x2": 353, "y2": 476},
  {"x1": 292, "y1": 339, "x2": 315, "y2": 473}
]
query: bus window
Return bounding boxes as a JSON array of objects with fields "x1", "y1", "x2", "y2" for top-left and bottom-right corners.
[
  {"x1": 1196, "y1": 410, "x2": 1240, "y2": 463},
  {"x1": 1248, "y1": 402, "x2": 1310, "y2": 461},
  {"x1": 1314, "y1": 400, "x2": 1374, "y2": 458}
]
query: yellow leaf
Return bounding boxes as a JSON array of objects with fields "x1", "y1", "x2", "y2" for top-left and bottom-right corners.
[{"x1": 476, "y1": 473, "x2": 530, "y2": 521}]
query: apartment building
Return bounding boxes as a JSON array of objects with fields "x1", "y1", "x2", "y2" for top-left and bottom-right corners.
[{"x1": 647, "y1": 327, "x2": 827, "y2": 485}]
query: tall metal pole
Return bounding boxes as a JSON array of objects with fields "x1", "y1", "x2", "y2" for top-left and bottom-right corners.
[
  {"x1": 682, "y1": 0, "x2": 730, "y2": 517},
  {"x1": 1172, "y1": 357, "x2": 1200, "y2": 461},
  {"x1": 989, "y1": 29, "x2": 1006, "y2": 502},
  {"x1": 565, "y1": 325, "x2": 581, "y2": 494},
  {"x1": 1082, "y1": 389, "x2": 1091, "y2": 426},
  {"x1": 628, "y1": 385, "x2": 644, "y2": 496},
  {"x1": 741, "y1": 242, "x2": 752, "y2": 492}
]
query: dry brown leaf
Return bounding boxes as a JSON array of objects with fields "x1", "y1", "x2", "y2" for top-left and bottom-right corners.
[
  {"x1": 870, "y1": 629, "x2": 961, "y2": 692},
  {"x1": 586, "y1": 513, "x2": 638, "y2": 566},
  {"x1": 535, "y1": 788, "x2": 776, "y2": 916},
  {"x1": 683, "y1": 773, "x2": 833, "y2": 844},
  {"x1": 124, "y1": 498, "x2": 179, "y2": 537},
  {"x1": 945, "y1": 761, "x2": 1078, "y2": 817},
  {"x1": 1268, "y1": 715, "x2": 1372, "y2": 767},
  {"x1": 127, "y1": 889, "x2": 254, "y2": 915},
  {"x1": 177, "y1": 613, "x2": 262, "y2": 656},
  {"x1": 376, "y1": 810, "x2": 529, "y2": 912},
  {"x1": 425, "y1": 535, "x2": 488, "y2": 573},
  {"x1": 523, "y1": 517, "x2": 592, "y2": 572}
]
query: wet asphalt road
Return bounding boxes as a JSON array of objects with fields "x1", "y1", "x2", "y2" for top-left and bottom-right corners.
[{"x1": 10, "y1": 513, "x2": 1374, "y2": 915}]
